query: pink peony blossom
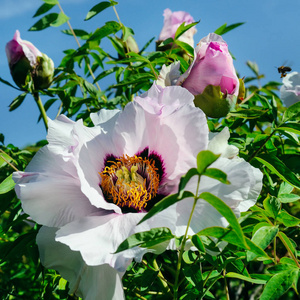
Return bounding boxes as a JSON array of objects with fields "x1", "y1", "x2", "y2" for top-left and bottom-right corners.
[
  {"x1": 158, "y1": 8, "x2": 197, "y2": 47},
  {"x1": 179, "y1": 33, "x2": 239, "y2": 97}
]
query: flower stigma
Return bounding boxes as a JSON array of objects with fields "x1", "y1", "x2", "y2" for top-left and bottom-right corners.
[{"x1": 100, "y1": 155, "x2": 160, "y2": 211}]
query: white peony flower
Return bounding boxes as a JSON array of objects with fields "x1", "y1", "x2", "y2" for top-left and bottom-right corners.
[
  {"x1": 13, "y1": 84, "x2": 262, "y2": 298},
  {"x1": 280, "y1": 71, "x2": 300, "y2": 107}
]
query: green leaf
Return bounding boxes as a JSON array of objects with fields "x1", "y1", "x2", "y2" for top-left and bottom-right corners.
[
  {"x1": 256, "y1": 154, "x2": 300, "y2": 189},
  {"x1": 277, "y1": 122, "x2": 300, "y2": 135},
  {"x1": 225, "y1": 272, "x2": 267, "y2": 284},
  {"x1": 112, "y1": 73, "x2": 154, "y2": 87},
  {"x1": 85, "y1": 1, "x2": 118, "y2": 21},
  {"x1": 88, "y1": 21, "x2": 122, "y2": 41},
  {"x1": 279, "y1": 231, "x2": 296, "y2": 255},
  {"x1": 263, "y1": 195, "x2": 281, "y2": 219},
  {"x1": 277, "y1": 210, "x2": 300, "y2": 227},
  {"x1": 203, "y1": 168, "x2": 230, "y2": 184},
  {"x1": 138, "y1": 191, "x2": 194, "y2": 225},
  {"x1": 157, "y1": 37, "x2": 174, "y2": 48},
  {"x1": 174, "y1": 40, "x2": 194, "y2": 56},
  {"x1": 29, "y1": 13, "x2": 59, "y2": 31},
  {"x1": 0, "y1": 174, "x2": 15, "y2": 194},
  {"x1": 114, "y1": 227, "x2": 174, "y2": 253},
  {"x1": 0, "y1": 231, "x2": 37, "y2": 261},
  {"x1": 178, "y1": 168, "x2": 199, "y2": 194},
  {"x1": 229, "y1": 108, "x2": 267, "y2": 119},
  {"x1": 182, "y1": 261, "x2": 203, "y2": 290},
  {"x1": 50, "y1": 12, "x2": 70, "y2": 27},
  {"x1": 62, "y1": 29, "x2": 89, "y2": 39},
  {"x1": 278, "y1": 194, "x2": 300, "y2": 203},
  {"x1": 282, "y1": 101, "x2": 300, "y2": 123},
  {"x1": 33, "y1": 3, "x2": 55, "y2": 17},
  {"x1": 199, "y1": 192, "x2": 247, "y2": 247},
  {"x1": 196, "y1": 227, "x2": 268, "y2": 258},
  {"x1": 197, "y1": 150, "x2": 220, "y2": 174},
  {"x1": 260, "y1": 270, "x2": 298, "y2": 300},
  {"x1": 191, "y1": 234, "x2": 205, "y2": 253},
  {"x1": 43, "y1": 0, "x2": 58, "y2": 4},
  {"x1": 214, "y1": 22, "x2": 245, "y2": 35},
  {"x1": 246, "y1": 61, "x2": 260, "y2": 77},
  {"x1": 247, "y1": 225, "x2": 278, "y2": 261},
  {"x1": 174, "y1": 21, "x2": 198, "y2": 40},
  {"x1": 9, "y1": 93, "x2": 27, "y2": 111},
  {"x1": 0, "y1": 76, "x2": 20, "y2": 90},
  {"x1": 278, "y1": 181, "x2": 294, "y2": 195},
  {"x1": 83, "y1": 80, "x2": 98, "y2": 97}
]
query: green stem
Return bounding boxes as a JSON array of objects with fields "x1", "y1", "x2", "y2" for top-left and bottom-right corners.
[
  {"x1": 152, "y1": 258, "x2": 173, "y2": 296},
  {"x1": 173, "y1": 176, "x2": 201, "y2": 299},
  {"x1": 33, "y1": 92, "x2": 48, "y2": 131},
  {"x1": 277, "y1": 231, "x2": 300, "y2": 269}
]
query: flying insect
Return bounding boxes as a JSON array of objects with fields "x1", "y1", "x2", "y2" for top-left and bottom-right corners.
[{"x1": 278, "y1": 66, "x2": 292, "y2": 78}]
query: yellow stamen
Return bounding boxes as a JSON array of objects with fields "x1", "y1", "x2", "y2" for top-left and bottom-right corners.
[{"x1": 99, "y1": 155, "x2": 160, "y2": 210}]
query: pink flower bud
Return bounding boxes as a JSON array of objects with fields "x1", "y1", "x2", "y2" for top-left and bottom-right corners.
[
  {"x1": 5, "y1": 30, "x2": 54, "y2": 90},
  {"x1": 179, "y1": 33, "x2": 239, "y2": 97},
  {"x1": 6, "y1": 30, "x2": 42, "y2": 69},
  {"x1": 158, "y1": 8, "x2": 196, "y2": 47}
]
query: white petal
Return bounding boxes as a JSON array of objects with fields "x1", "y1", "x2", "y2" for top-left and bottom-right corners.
[
  {"x1": 208, "y1": 127, "x2": 239, "y2": 159},
  {"x1": 56, "y1": 213, "x2": 144, "y2": 272},
  {"x1": 37, "y1": 227, "x2": 125, "y2": 300},
  {"x1": 156, "y1": 62, "x2": 181, "y2": 87},
  {"x1": 13, "y1": 145, "x2": 99, "y2": 227},
  {"x1": 90, "y1": 109, "x2": 121, "y2": 132}
]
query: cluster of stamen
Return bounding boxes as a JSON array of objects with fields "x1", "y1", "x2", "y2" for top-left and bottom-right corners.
[{"x1": 100, "y1": 155, "x2": 160, "y2": 211}]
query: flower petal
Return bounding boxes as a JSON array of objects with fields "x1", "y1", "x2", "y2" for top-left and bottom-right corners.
[
  {"x1": 37, "y1": 226, "x2": 125, "y2": 300},
  {"x1": 56, "y1": 213, "x2": 144, "y2": 272}
]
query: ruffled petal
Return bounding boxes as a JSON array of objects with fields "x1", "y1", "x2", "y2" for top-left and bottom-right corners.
[
  {"x1": 13, "y1": 141, "x2": 100, "y2": 228},
  {"x1": 37, "y1": 226, "x2": 125, "y2": 300},
  {"x1": 56, "y1": 213, "x2": 144, "y2": 272}
]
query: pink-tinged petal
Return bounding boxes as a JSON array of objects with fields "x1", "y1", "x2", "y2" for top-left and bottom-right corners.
[
  {"x1": 136, "y1": 84, "x2": 194, "y2": 116},
  {"x1": 151, "y1": 104, "x2": 208, "y2": 194},
  {"x1": 37, "y1": 227, "x2": 125, "y2": 300},
  {"x1": 13, "y1": 161, "x2": 99, "y2": 228},
  {"x1": 56, "y1": 213, "x2": 145, "y2": 272},
  {"x1": 6, "y1": 30, "x2": 42, "y2": 67}
]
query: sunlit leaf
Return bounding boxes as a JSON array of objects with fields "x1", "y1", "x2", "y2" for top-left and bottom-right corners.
[
  {"x1": 85, "y1": 1, "x2": 118, "y2": 21},
  {"x1": 260, "y1": 270, "x2": 298, "y2": 300},
  {"x1": 0, "y1": 174, "x2": 15, "y2": 194},
  {"x1": 256, "y1": 154, "x2": 300, "y2": 189},
  {"x1": 225, "y1": 272, "x2": 267, "y2": 284},
  {"x1": 197, "y1": 150, "x2": 220, "y2": 175},
  {"x1": 247, "y1": 225, "x2": 278, "y2": 261}
]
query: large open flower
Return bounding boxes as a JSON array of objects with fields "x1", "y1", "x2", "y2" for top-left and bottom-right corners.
[{"x1": 13, "y1": 84, "x2": 262, "y2": 298}]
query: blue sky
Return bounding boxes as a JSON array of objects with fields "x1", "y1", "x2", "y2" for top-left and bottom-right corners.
[{"x1": 1, "y1": 0, "x2": 300, "y2": 148}]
